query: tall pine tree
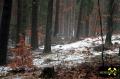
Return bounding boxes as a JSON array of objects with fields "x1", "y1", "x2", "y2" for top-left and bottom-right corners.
[
  {"x1": 31, "y1": 0, "x2": 39, "y2": 50},
  {"x1": 0, "y1": 0, "x2": 12, "y2": 65},
  {"x1": 43, "y1": 0, "x2": 53, "y2": 53},
  {"x1": 105, "y1": 0, "x2": 114, "y2": 47}
]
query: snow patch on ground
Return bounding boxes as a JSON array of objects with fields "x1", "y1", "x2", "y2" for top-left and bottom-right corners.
[
  {"x1": 0, "y1": 66, "x2": 12, "y2": 76},
  {"x1": 34, "y1": 34, "x2": 120, "y2": 67},
  {"x1": 0, "y1": 34, "x2": 120, "y2": 74}
]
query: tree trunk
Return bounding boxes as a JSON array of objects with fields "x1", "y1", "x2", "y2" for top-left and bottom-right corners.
[
  {"x1": 43, "y1": 0, "x2": 53, "y2": 53},
  {"x1": 21, "y1": 0, "x2": 28, "y2": 33},
  {"x1": 0, "y1": 0, "x2": 3, "y2": 24},
  {"x1": 85, "y1": 15, "x2": 90, "y2": 37},
  {"x1": 31, "y1": 0, "x2": 39, "y2": 50},
  {"x1": 16, "y1": 0, "x2": 29, "y2": 44},
  {"x1": 54, "y1": 0, "x2": 60, "y2": 37},
  {"x1": 76, "y1": 0, "x2": 83, "y2": 40},
  {"x1": 105, "y1": 0, "x2": 114, "y2": 46},
  {"x1": 0, "y1": 0, "x2": 12, "y2": 65},
  {"x1": 16, "y1": 0, "x2": 22, "y2": 44}
]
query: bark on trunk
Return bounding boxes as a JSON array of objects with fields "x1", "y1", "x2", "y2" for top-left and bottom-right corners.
[
  {"x1": 76, "y1": 0, "x2": 83, "y2": 40},
  {"x1": 31, "y1": 0, "x2": 39, "y2": 50},
  {"x1": 0, "y1": 0, "x2": 12, "y2": 65},
  {"x1": 16, "y1": 0, "x2": 22, "y2": 44},
  {"x1": 54, "y1": 0, "x2": 60, "y2": 37},
  {"x1": 43, "y1": 0, "x2": 53, "y2": 53},
  {"x1": 105, "y1": 0, "x2": 114, "y2": 46}
]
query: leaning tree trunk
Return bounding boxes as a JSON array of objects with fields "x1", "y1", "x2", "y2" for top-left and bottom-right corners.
[
  {"x1": 0, "y1": 0, "x2": 12, "y2": 65},
  {"x1": 105, "y1": 0, "x2": 114, "y2": 47},
  {"x1": 31, "y1": 0, "x2": 39, "y2": 50},
  {"x1": 43, "y1": 0, "x2": 53, "y2": 53}
]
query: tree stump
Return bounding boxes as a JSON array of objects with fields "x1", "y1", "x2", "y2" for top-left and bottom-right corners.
[{"x1": 40, "y1": 67, "x2": 55, "y2": 79}]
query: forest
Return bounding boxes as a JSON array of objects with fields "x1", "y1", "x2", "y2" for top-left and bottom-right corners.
[{"x1": 0, "y1": 0, "x2": 120, "y2": 79}]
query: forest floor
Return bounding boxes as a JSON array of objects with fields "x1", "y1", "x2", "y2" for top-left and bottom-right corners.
[{"x1": 0, "y1": 34, "x2": 120, "y2": 79}]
